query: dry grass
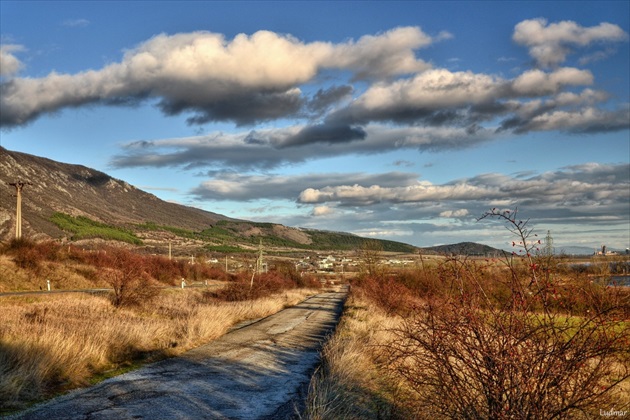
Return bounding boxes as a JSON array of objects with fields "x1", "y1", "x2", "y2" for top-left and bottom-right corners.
[
  {"x1": 0, "y1": 287, "x2": 317, "y2": 412},
  {"x1": 301, "y1": 290, "x2": 413, "y2": 420}
]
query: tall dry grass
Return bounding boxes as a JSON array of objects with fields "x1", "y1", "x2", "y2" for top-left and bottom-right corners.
[
  {"x1": 301, "y1": 290, "x2": 413, "y2": 420},
  {"x1": 0, "y1": 288, "x2": 316, "y2": 412}
]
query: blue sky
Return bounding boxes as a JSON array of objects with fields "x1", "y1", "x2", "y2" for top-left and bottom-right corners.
[{"x1": 1, "y1": 1, "x2": 629, "y2": 251}]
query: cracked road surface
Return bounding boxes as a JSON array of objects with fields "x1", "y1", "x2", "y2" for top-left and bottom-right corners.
[{"x1": 14, "y1": 287, "x2": 347, "y2": 420}]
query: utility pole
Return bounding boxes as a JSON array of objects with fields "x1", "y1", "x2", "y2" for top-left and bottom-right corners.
[
  {"x1": 8, "y1": 180, "x2": 32, "y2": 239},
  {"x1": 250, "y1": 239, "x2": 265, "y2": 289},
  {"x1": 256, "y1": 238, "x2": 264, "y2": 275}
]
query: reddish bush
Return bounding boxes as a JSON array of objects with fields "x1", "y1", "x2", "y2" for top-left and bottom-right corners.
[
  {"x1": 357, "y1": 275, "x2": 415, "y2": 315},
  {"x1": 207, "y1": 267, "x2": 320, "y2": 302},
  {"x1": 144, "y1": 256, "x2": 183, "y2": 285},
  {"x1": 3, "y1": 238, "x2": 62, "y2": 271},
  {"x1": 98, "y1": 248, "x2": 160, "y2": 307}
]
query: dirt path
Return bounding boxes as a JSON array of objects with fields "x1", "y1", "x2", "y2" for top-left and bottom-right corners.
[{"x1": 13, "y1": 287, "x2": 348, "y2": 420}]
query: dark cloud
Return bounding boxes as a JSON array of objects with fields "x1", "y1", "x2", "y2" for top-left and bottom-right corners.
[
  {"x1": 276, "y1": 123, "x2": 366, "y2": 148},
  {"x1": 307, "y1": 85, "x2": 353, "y2": 113},
  {"x1": 158, "y1": 90, "x2": 305, "y2": 126},
  {"x1": 244, "y1": 131, "x2": 268, "y2": 145},
  {"x1": 110, "y1": 124, "x2": 497, "y2": 171}
]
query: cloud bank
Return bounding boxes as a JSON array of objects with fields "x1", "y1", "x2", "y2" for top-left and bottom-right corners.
[{"x1": 0, "y1": 27, "x2": 433, "y2": 127}]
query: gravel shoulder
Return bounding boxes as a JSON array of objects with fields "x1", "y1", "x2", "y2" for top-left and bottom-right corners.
[{"x1": 12, "y1": 287, "x2": 348, "y2": 420}]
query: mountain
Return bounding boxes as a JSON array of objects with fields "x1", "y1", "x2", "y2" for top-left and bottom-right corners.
[
  {"x1": 420, "y1": 242, "x2": 504, "y2": 257},
  {"x1": 0, "y1": 146, "x2": 231, "y2": 241},
  {"x1": 0, "y1": 147, "x2": 417, "y2": 253}
]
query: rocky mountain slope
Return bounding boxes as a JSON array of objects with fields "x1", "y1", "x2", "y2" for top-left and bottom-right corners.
[
  {"x1": 0, "y1": 146, "x2": 231, "y2": 242},
  {"x1": 0, "y1": 147, "x2": 417, "y2": 253}
]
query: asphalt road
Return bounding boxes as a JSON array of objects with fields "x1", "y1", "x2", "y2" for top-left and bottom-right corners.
[{"x1": 10, "y1": 287, "x2": 348, "y2": 420}]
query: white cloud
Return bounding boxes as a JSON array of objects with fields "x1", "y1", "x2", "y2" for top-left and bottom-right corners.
[
  {"x1": 297, "y1": 163, "x2": 630, "y2": 208},
  {"x1": 330, "y1": 67, "x2": 602, "y2": 129},
  {"x1": 189, "y1": 171, "x2": 419, "y2": 201},
  {"x1": 312, "y1": 206, "x2": 334, "y2": 216},
  {"x1": 349, "y1": 69, "x2": 503, "y2": 113},
  {"x1": 322, "y1": 26, "x2": 433, "y2": 78},
  {"x1": 62, "y1": 18, "x2": 90, "y2": 28},
  {"x1": 0, "y1": 44, "x2": 25, "y2": 77},
  {"x1": 511, "y1": 68, "x2": 593, "y2": 96},
  {"x1": 298, "y1": 182, "x2": 493, "y2": 205},
  {"x1": 513, "y1": 18, "x2": 628, "y2": 67},
  {"x1": 440, "y1": 209, "x2": 469, "y2": 218},
  {"x1": 520, "y1": 106, "x2": 630, "y2": 133},
  {"x1": 0, "y1": 27, "x2": 433, "y2": 127}
]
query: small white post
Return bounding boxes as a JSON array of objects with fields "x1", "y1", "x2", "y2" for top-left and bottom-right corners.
[
  {"x1": 47, "y1": 279, "x2": 51, "y2": 291},
  {"x1": 181, "y1": 278, "x2": 186, "y2": 289}
]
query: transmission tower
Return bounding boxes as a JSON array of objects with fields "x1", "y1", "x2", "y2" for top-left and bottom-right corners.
[
  {"x1": 544, "y1": 230, "x2": 554, "y2": 256},
  {"x1": 8, "y1": 180, "x2": 32, "y2": 239}
]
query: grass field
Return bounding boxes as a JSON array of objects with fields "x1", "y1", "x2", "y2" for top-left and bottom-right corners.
[{"x1": 0, "y1": 287, "x2": 319, "y2": 412}]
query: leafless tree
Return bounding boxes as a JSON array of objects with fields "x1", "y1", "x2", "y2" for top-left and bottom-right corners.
[{"x1": 100, "y1": 249, "x2": 160, "y2": 307}]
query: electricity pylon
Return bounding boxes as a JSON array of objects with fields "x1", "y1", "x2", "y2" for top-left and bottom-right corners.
[
  {"x1": 8, "y1": 180, "x2": 32, "y2": 239},
  {"x1": 544, "y1": 230, "x2": 554, "y2": 257}
]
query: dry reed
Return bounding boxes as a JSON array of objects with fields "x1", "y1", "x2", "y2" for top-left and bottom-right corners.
[{"x1": 0, "y1": 288, "x2": 316, "y2": 411}]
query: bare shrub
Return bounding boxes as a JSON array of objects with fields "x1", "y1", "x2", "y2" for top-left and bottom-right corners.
[
  {"x1": 208, "y1": 266, "x2": 320, "y2": 302},
  {"x1": 4, "y1": 238, "x2": 44, "y2": 270},
  {"x1": 357, "y1": 240, "x2": 385, "y2": 278},
  {"x1": 359, "y1": 275, "x2": 415, "y2": 315},
  {"x1": 380, "y1": 208, "x2": 630, "y2": 419},
  {"x1": 386, "y1": 298, "x2": 629, "y2": 419},
  {"x1": 99, "y1": 248, "x2": 160, "y2": 307},
  {"x1": 143, "y1": 255, "x2": 183, "y2": 285}
]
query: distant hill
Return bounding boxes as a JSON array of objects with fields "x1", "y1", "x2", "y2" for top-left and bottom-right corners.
[
  {"x1": 0, "y1": 146, "x2": 231, "y2": 241},
  {"x1": 420, "y1": 242, "x2": 504, "y2": 257},
  {"x1": 0, "y1": 147, "x2": 417, "y2": 253}
]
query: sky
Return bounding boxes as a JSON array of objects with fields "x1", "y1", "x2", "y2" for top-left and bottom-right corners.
[{"x1": 1, "y1": 1, "x2": 629, "y2": 252}]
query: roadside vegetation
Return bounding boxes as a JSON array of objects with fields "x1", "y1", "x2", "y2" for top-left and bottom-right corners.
[
  {"x1": 0, "y1": 239, "x2": 322, "y2": 412},
  {"x1": 304, "y1": 209, "x2": 630, "y2": 419}
]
